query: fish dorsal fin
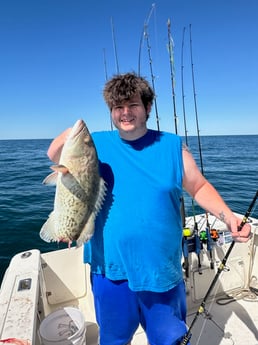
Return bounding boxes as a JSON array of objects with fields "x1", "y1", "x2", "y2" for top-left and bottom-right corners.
[
  {"x1": 94, "y1": 177, "x2": 107, "y2": 215},
  {"x1": 76, "y1": 177, "x2": 107, "y2": 247}
]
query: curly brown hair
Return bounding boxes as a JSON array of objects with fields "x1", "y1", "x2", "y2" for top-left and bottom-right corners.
[{"x1": 103, "y1": 72, "x2": 155, "y2": 112}]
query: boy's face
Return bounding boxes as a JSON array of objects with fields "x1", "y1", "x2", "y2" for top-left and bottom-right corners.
[{"x1": 111, "y1": 94, "x2": 151, "y2": 140}]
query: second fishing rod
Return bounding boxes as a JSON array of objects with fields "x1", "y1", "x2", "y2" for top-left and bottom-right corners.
[
  {"x1": 180, "y1": 189, "x2": 258, "y2": 345},
  {"x1": 189, "y1": 24, "x2": 214, "y2": 270}
]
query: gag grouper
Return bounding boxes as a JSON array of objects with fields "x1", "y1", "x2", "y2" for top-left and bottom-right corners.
[{"x1": 40, "y1": 119, "x2": 106, "y2": 246}]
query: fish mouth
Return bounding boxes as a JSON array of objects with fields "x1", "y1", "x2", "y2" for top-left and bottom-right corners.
[{"x1": 70, "y1": 119, "x2": 85, "y2": 138}]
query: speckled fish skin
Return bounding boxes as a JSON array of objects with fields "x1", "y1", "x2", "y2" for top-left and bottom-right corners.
[{"x1": 40, "y1": 119, "x2": 106, "y2": 246}]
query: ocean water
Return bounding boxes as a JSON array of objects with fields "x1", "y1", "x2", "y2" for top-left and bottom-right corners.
[{"x1": 0, "y1": 135, "x2": 257, "y2": 283}]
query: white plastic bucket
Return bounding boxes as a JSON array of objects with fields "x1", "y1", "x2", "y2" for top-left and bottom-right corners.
[{"x1": 39, "y1": 307, "x2": 86, "y2": 345}]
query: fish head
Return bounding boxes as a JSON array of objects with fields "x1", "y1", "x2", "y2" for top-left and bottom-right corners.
[{"x1": 61, "y1": 119, "x2": 94, "y2": 160}]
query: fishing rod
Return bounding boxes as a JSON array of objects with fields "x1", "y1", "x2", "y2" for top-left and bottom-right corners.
[
  {"x1": 166, "y1": 20, "x2": 190, "y2": 276},
  {"x1": 181, "y1": 26, "x2": 188, "y2": 145},
  {"x1": 188, "y1": 24, "x2": 215, "y2": 268},
  {"x1": 103, "y1": 48, "x2": 108, "y2": 81},
  {"x1": 138, "y1": 3, "x2": 160, "y2": 131},
  {"x1": 189, "y1": 24, "x2": 204, "y2": 174},
  {"x1": 180, "y1": 190, "x2": 258, "y2": 345},
  {"x1": 111, "y1": 17, "x2": 120, "y2": 74},
  {"x1": 145, "y1": 26, "x2": 160, "y2": 131},
  {"x1": 179, "y1": 25, "x2": 204, "y2": 274},
  {"x1": 167, "y1": 18, "x2": 178, "y2": 135},
  {"x1": 138, "y1": 3, "x2": 155, "y2": 75},
  {"x1": 102, "y1": 48, "x2": 113, "y2": 131},
  {"x1": 108, "y1": 17, "x2": 122, "y2": 131},
  {"x1": 192, "y1": 203, "x2": 202, "y2": 274}
]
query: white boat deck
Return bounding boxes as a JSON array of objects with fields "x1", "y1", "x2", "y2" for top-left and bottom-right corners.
[
  {"x1": 133, "y1": 296, "x2": 258, "y2": 344},
  {"x1": 0, "y1": 213, "x2": 258, "y2": 345}
]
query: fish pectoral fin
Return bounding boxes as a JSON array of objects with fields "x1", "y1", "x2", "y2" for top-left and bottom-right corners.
[
  {"x1": 43, "y1": 165, "x2": 70, "y2": 185},
  {"x1": 40, "y1": 211, "x2": 59, "y2": 242},
  {"x1": 42, "y1": 171, "x2": 58, "y2": 185},
  {"x1": 51, "y1": 164, "x2": 70, "y2": 174},
  {"x1": 76, "y1": 213, "x2": 96, "y2": 247}
]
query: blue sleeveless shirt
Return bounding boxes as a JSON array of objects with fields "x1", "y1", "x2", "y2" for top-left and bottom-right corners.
[{"x1": 84, "y1": 129, "x2": 183, "y2": 292}]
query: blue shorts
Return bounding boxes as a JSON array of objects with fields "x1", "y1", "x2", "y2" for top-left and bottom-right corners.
[{"x1": 91, "y1": 274, "x2": 188, "y2": 345}]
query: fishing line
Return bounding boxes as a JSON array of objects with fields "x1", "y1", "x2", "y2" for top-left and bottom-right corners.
[
  {"x1": 195, "y1": 284, "x2": 229, "y2": 345},
  {"x1": 180, "y1": 190, "x2": 258, "y2": 345},
  {"x1": 248, "y1": 220, "x2": 258, "y2": 292},
  {"x1": 216, "y1": 216, "x2": 258, "y2": 305},
  {"x1": 185, "y1": 274, "x2": 226, "y2": 345}
]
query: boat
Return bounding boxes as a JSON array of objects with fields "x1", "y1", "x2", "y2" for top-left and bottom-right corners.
[{"x1": 0, "y1": 211, "x2": 258, "y2": 345}]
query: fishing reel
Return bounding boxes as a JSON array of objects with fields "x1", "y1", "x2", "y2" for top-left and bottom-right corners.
[{"x1": 199, "y1": 229, "x2": 219, "y2": 243}]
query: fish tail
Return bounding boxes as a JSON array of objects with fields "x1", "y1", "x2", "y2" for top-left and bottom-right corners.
[{"x1": 40, "y1": 211, "x2": 58, "y2": 242}]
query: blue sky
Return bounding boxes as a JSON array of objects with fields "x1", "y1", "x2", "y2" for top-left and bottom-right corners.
[{"x1": 1, "y1": 0, "x2": 258, "y2": 139}]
